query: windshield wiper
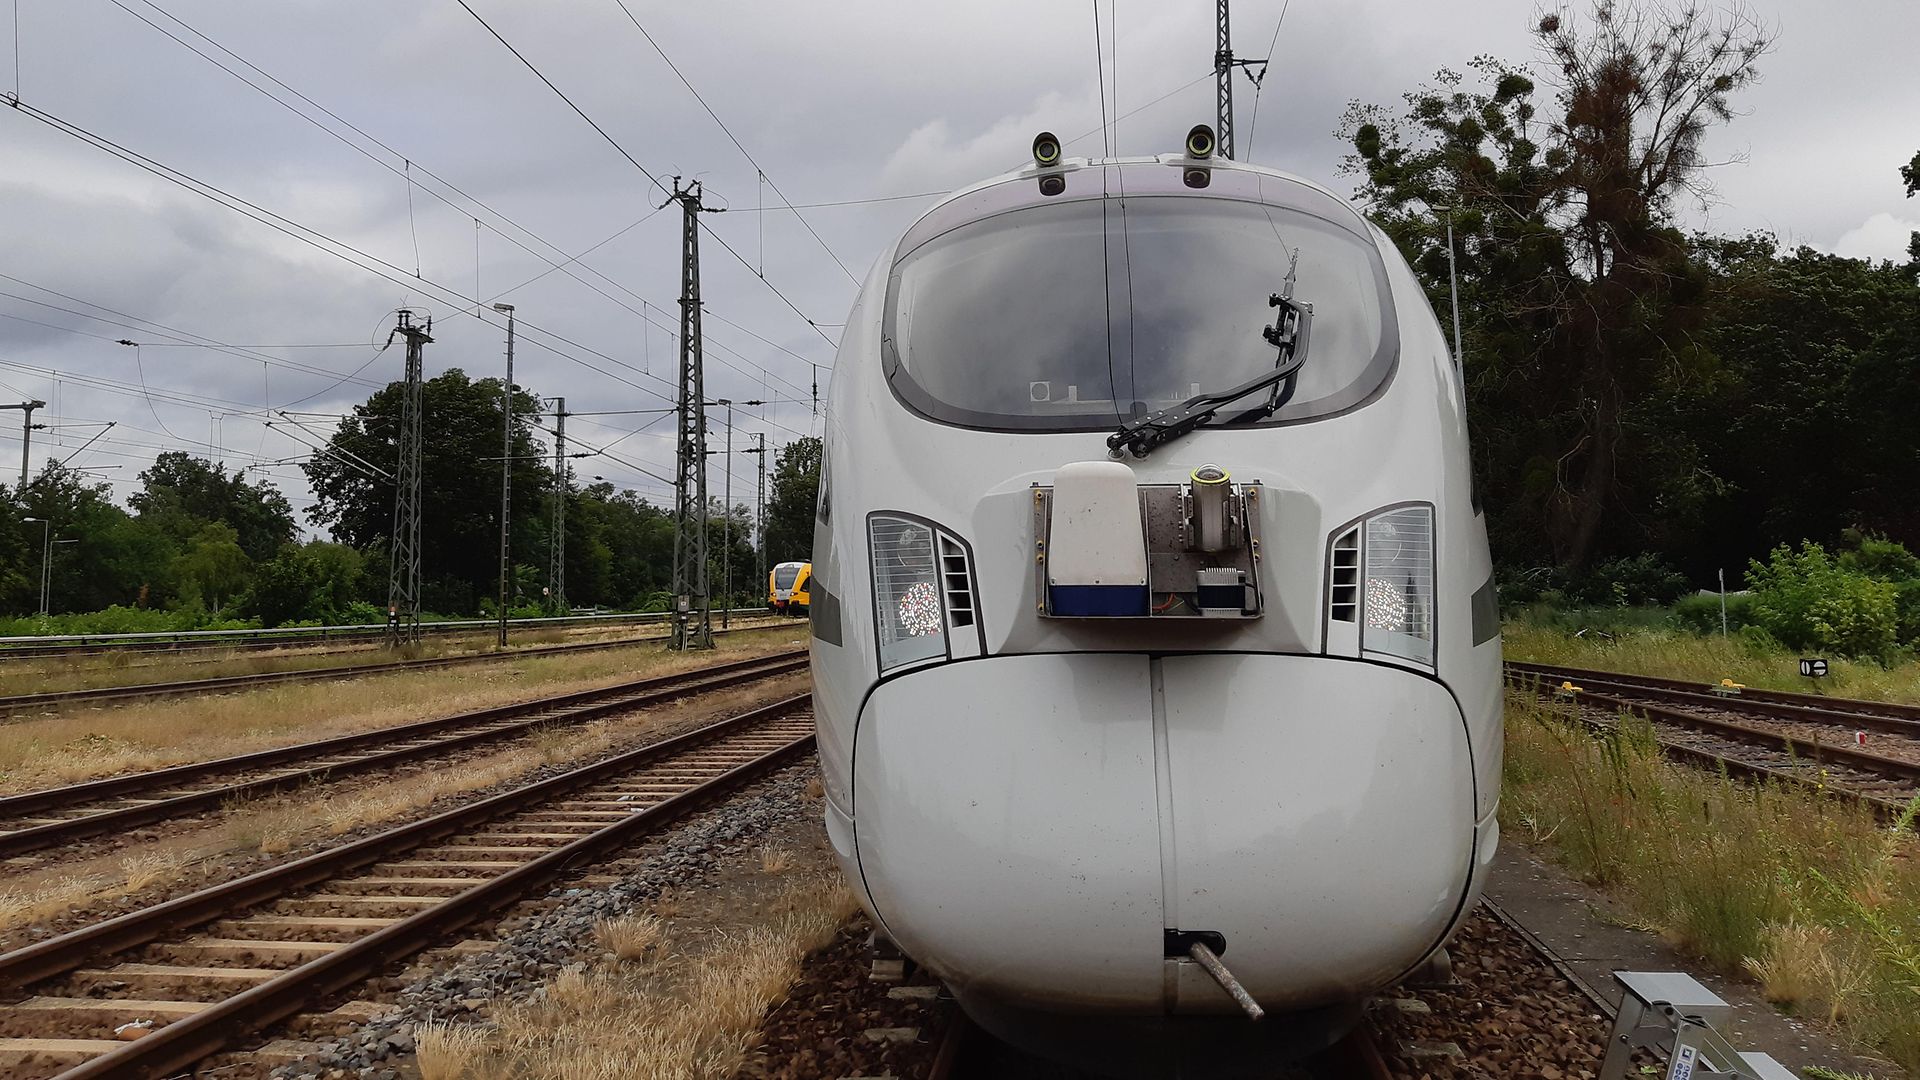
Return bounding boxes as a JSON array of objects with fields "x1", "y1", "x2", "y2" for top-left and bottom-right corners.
[{"x1": 1106, "y1": 278, "x2": 1312, "y2": 460}]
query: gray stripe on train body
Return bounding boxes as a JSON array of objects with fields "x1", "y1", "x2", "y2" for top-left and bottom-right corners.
[
  {"x1": 1470, "y1": 575, "x2": 1500, "y2": 646},
  {"x1": 811, "y1": 586, "x2": 843, "y2": 646}
]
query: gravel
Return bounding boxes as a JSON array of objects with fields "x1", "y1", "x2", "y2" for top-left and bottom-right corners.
[{"x1": 269, "y1": 764, "x2": 816, "y2": 1079}]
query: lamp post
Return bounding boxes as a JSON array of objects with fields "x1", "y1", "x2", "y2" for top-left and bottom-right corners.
[
  {"x1": 46, "y1": 538, "x2": 77, "y2": 614},
  {"x1": 21, "y1": 517, "x2": 48, "y2": 614},
  {"x1": 492, "y1": 303, "x2": 517, "y2": 648}
]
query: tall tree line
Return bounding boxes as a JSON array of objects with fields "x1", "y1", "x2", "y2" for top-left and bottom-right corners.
[
  {"x1": 1343, "y1": 0, "x2": 1920, "y2": 586},
  {"x1": 0, "y1": 369, "x2": 820, "y2": 623}
]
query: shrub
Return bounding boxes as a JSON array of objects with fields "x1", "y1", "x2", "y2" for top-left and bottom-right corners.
[
  {"x1": 1896, "y1": 580, "x2": 1920, "y2": 649},
  {"x1": 1746, "y1": 542, "x2": 1898, "y2": 660},
  {"x1": 1583, "y1": 553, "x2": 1691, "y2": 606},
  {"x1": 1837, "y1": 531, "x2": 1920, "y2": 581},
  {"x1": 1672, "y1": 591, "x2": 1754, "y2": 634}
]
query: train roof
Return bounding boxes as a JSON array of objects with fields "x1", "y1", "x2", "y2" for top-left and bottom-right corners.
[{"x1": 895, "y1": 154, "x2": 1375, "y2": 261}]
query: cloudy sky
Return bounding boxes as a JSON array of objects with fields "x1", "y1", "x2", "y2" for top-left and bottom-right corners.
[{"x1": 1, "y1": 0, "x2": 1914, "y2": 534}]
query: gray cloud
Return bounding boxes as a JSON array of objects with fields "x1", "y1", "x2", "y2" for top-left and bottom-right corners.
[{"x1": 2, "y1": 0, "x2": 1914, "y2": 526}]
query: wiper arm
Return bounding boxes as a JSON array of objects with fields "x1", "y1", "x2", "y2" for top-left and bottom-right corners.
[{"x1": 1106, "y1": 290, "x2": 1312, "y2": 460}]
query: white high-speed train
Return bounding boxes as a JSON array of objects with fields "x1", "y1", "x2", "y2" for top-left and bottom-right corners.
[{"x1": 808, "y1": 126, "x2": 1503, "y2": 1075}]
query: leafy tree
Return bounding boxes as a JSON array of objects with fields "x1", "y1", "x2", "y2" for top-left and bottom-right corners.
[
  {"x1": 244, "y1": 541, "x2": 368, "y2": 626},
  {"x1": 1341, "y1": 0, "x2": 1771, "y2": 573},
  {"x1": 763, "y1": 436, "x2": 820, "y2": 566},
  {"x1": 11, "y1": 463, "x2": 175, "y2": 613},
  {"x1": 130, "y1": 452, "x2": 295, "y2": 561},
  {"x1": 246, "y1": 545, "x2": 323, "y2": 628},
  {"x1": 302, "y1": 368, "x2": 550, "y2": 610},
  {"x1": 173, "y1": 522, "x2": 251, "y2": 613}
]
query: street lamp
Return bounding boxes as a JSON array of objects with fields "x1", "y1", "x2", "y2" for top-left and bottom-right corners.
[
  {"x1": 493, "y1": 302, "x2": 516, "y2": 648},
  {"x1": 21, "y1": 517, "x2": 49, "y2": 615},
  {"x1": 47, "y1": 539, "x2": 77, "y2": 614}
]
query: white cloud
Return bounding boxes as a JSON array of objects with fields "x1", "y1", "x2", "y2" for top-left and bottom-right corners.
[{"x1": 1830, "y1": 212, "x2": 1919, "y2": 264}]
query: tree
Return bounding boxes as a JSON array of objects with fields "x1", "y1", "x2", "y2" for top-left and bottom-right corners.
[
  {"x1": 246, "y1": 545, "x2": 323, "y2": 628},
  {"x1": 9, "y1": 463, "x2": 175, "y2": 614},
  {"x1": 172, "y1": 522, "x2": 251, "y2": 613},
  {"x1": 302, "y1": 369, "x2": 550, "y2": 611},
  {"x1": 1341, "y1": 0, "x2": 1771, "y2": 573},
  {"x1": 131, "y1": 452, "x2": 295, "y2": 561},
  {"x1": 763, "y1": 437, "x2": 820, "y2": 566}
]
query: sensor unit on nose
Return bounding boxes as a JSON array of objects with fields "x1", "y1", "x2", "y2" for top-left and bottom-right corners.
[{"x1": 1182, "y1": 124, "x2": 1216, "y2": 188}]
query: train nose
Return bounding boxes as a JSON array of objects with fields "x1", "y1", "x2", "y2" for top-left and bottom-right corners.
[{"x1": 844, "y1": 653, "x2": 1481, "y2": 1014}]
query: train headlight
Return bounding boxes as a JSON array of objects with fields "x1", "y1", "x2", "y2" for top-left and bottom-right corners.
[
  {"x1": 869, "y1": 515, "x2": 948, "y2": 672},
  {"x1": 1362, "y1": 505, "x2": 1435, "y2": 665}
]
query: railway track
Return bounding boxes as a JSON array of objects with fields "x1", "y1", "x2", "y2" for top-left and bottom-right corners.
[
  {"x1": 0, "y1": 649, "x2": 808, "y2": 859},
  {"x1": 0, "y1": 694, "x2": 816, "y2": 1079},
  {"x1": 0, "y1": 623, "x2": 793, "y2": 715},
  {"x1": 1508, "y1": 662, "x2": 1920, "y2": 817},
  {"x1": 0, "y1": 611, "x2": 772, "y2": 662}
]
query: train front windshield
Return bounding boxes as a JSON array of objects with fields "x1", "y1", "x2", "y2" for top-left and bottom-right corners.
[{"x1": 885, "y1": 193, "x2": 1398, "y2": 431}]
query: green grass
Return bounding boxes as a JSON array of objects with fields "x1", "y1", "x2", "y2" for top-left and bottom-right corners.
[
  {"x1": 1502, "y1": 620, "x2": 1920, "y2": 705},
  {"x1": 1503, "y1": 690, "x2": 1920, "y2": 1068}
]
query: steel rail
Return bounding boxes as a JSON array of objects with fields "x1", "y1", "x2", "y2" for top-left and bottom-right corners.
[
  {"x1": 0, "y1": 651, "x2": 808, "y2": 857},
  {"x1": 1507, "y1": 665, "x2": 1920, "y2": 738},
  {"x1": 0, "y1": 623, "x2": 788, "y2": 714},
  {"x1": 1506, "y1": 660, "x2": 1920, "y2": 724},
  {"x1": 0, "y1": 609, "x2": 771, "y2": 659},
  {"x1": 1514, "y1": 679, "x2": 1911, "y2": 820},
  {"x1": 0, "y1": 695, "x2": 812, "y2": 995},
  {"x1": 25, "y1": 696, "x2": 815, "y2": 1079},
  {"x1": 1508, "y1": 674, "x2": 1920, "y2": 785}
]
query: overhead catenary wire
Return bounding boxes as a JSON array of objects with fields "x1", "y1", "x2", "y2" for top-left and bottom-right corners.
[
  {"x1": 112, "y1": 1, "x2": 820, "y2": 412},
  {"x1": 451, "y1": 0, "x2": 840, "y2": 350},
  {"x1": 606, "y1": 0, "x2": 858, "y2": 285},
  {"x1": 2, "y1": 98, "x2": 691, "y2": 410},
  {"x1": 1244, "y1": 0, "x2": 1292, "y2": 159}
]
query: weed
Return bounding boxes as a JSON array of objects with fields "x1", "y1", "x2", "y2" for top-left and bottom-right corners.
[
  {"x1": 758, "y1": 846, "x2": 793, "y2": 875},
  {"x1": 1504, "y1": 690, "x2": 1920, "y2": 1068},
  {"x1": 593, "y1": 914, "x2": 664, "y2": 962},
  {"x1": 414, "y1": 1019, "x2": 488, "y2": 1080}
]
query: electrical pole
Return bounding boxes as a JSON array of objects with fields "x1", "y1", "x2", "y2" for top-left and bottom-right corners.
[
  {"x1": 549, "y1": 396, "x2": 568, "y2": 615},
  {"x1": 386, "y1": 311, "x2": 431, "y2": 647},
  {"x1": 2, "y1": 401, "x2": 45, "y2": 489},
  {"x1": 751, "y1": 432, "x2": 768, "y2": 607},
  {"x1": 671, "y1": 178, "x2": 718, "y2": 650},
  {"x1": 1214, "y1": 0, "x2": 1236, "y2": 159},
  {"x1": 493, "y1": 303, "x2": 516, "y2": 647},
  {"x1": 721, "y1": 400, "x2": 733, "y2": 629}
]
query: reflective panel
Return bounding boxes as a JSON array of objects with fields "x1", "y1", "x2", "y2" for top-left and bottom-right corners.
[
  {"x1": 869, "y1": 516, "x2": 948, "y2": 671},
  {"x1": 1363, "y1": 505, "x2": 1435, "y2": 666}
]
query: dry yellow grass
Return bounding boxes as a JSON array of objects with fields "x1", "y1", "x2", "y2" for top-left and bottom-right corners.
[
  {"x1": 0, "y1": 673, "x2": 806, "y2": 930},
  {"x1": 0, "y1": 630, "x2": 796, "y2": 795},
  {"x1": 594, "y1": 914, "x2": 665, "y2": 962},
  {"x1": 1503, "y1": 621, "x2": 1920, "y2": 704},
  {"x1": 1505, "y1": 689, "x2": 1920, "y2": 1068},
  {"x1": 415, "y1": 1019, "x2": 489, "y2": 1080},
  {"x1": 436, "y1": 873, "x2": 858, "y2": 1080},
  {"x1": 4, "y1": 618, "x2": 794, "y2": 698},
  {"x1": 757, "y1": 846, "x2": 793, "y2": 875}
]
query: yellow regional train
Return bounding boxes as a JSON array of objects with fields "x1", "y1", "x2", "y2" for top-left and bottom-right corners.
[{"x1": 768, "y1": 560, "x2": 812, "y2": 615}]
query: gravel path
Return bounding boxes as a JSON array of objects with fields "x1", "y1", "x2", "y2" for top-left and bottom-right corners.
[{"x1": 269, "y1": 764, "x2": 819, "y2": 1079}]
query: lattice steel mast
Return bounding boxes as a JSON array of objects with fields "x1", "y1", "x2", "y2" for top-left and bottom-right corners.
[
  {"x1": 1214, "y1": 0, "x2": 1237, "y2": 160},
  {"x1": 671, "y1": 179, "x2": 717, "y2": 650},
  {"x1": 386, "y1": 311, "x2": 431, "y2": 646},
  {"x1": 548, "y1": 396, "x2": 568, "y2": 614}
]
